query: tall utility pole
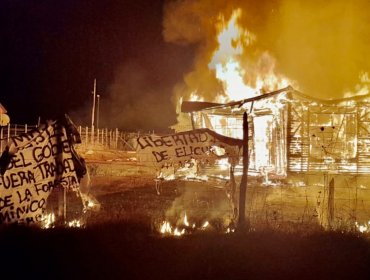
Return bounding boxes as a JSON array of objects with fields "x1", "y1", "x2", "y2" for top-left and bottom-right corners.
[
  {"x1": 238, "y1": 111, "x2": 249, "y2": 230},
  {"x1": 96, "y1": 94, "x2": 100, "y2": 130},
  {"x1": 91, "y1": 79, "x2": 97, "y2": 143}
]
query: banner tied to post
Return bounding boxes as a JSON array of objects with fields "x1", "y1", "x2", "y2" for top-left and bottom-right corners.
[
  {"x1": 0, "y1": 122, "x2": 81, "y2": 224},
  {"x1": 136, "y1": 128, "x2": 243, "y2": 168}
]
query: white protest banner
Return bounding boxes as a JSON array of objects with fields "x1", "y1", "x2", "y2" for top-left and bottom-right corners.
[
  {"x1": 0, "y1": 121, "x2": 81, "y2": 224},
  {"x1": 136, "y1": 128, "x2": 243, "y2": 168}
]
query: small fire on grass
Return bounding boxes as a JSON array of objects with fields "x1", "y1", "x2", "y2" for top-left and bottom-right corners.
[
  {"x1": 40, "y1": 197, "x2": 98, "y2": 229},
  {"x1": 42, "y1": 213, "x2": 56, "y2": 229},
  {"x1": 355, "y1": 221, "x2": 370, "y2": 234},
  {"x1": 159, "y1": 213, "x2": 207, "y2": 236},
  {"x1": 159, "y1": 212, "x2": 234, "y2": 236},
  {"x1": 41, "y1": 212, "x2": 85, "y2": 229}
]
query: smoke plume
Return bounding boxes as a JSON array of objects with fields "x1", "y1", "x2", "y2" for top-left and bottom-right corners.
[
  {"x1": 164, "y1": 0, "x2": 370, "y2": 100},
  {"x1": 104, "y1": 61, "x2": 176, "y2": 131}
]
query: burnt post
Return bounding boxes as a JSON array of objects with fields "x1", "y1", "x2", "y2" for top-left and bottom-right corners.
[
  {"x1": 190, "y1": 112, "x2": 196, "y2": 130},
  {"x1": 327, "y1": 177, "x2": 335, "y2": 229},
  {"x1": 238, "y1": 112, "x2": 249, "y2": 230}
]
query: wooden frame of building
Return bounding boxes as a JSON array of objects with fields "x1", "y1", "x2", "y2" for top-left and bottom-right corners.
[{"x1": 180, "y1": 87, "x2": 370, "y2": 176}]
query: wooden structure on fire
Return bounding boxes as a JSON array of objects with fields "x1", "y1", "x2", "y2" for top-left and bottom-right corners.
[{"x1": 181, "y1": 86, "x2": 370, "y2": 176}]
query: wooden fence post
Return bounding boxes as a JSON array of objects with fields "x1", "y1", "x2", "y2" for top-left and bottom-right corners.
[
  {"x1": 115, "y1": 128, "x2": 119, "y2": 149},
  {"x1": 78, "y1": 126, "x2": 82, "y2": 140},
  {"x1": 7, "y1": 123, "x2": 10, "y2": 142},
  {"x1": 109, "y1": 130, "x2": 112, "y2": 148},
  {"x1": 238, "y1": 112, "x2": 249, "y2": 230},
  {"x1": 328, "y1": 178, "x2": 335, "y2": 229},
  {"x1": 91, "y1": 126, "x2": 94, "y2": 145},
  {"x1": 85, "y1": 126, "x2": 89, "y2": 146},
  {"x1": 102, "y1": 128, "x2": 104, "y2": 146},
  {"x1": 0, "y1": 127, "x2": 3, "y2": 151}
]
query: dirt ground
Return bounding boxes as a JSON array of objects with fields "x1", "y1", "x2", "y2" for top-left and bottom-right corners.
[
  {"x1": 2, "y1": 149, "x2": 370, "y2": 279},
  {"x1": 75, "y1": 148, "x2": 235, "y2": 232},
  {"x1": 74, "y1": 148, "x2": 370, "y2": 234}
]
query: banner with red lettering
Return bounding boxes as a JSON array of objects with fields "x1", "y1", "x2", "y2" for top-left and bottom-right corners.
[
  {"x1": 0, "y1": 122, "x2": 80, "y2": 224},
  {"x1": 136, "y1": 128, "x2": 242, "y2": 168}
]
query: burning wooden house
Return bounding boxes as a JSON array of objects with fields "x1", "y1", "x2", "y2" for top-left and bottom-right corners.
[{"x1": 180, "y1": 86, "x2": 370, "y2": 177}]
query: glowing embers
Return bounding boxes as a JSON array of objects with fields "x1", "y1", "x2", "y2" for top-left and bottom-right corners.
[
  {"x1": 355, "y1": 221, "x2": 370, "y2": 233},
  {"x1": 67, "y1": 219, "x2": 83, "y2": 228}
]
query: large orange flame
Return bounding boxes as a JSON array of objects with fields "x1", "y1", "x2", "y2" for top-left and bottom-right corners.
[{"x1": 208, "y1": 8, "x2": 292, "y2": 102}]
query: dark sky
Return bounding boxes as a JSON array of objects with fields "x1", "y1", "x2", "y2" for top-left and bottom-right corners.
[
  {"x1": 4, "y1": 0, "x2": 368, "y2": 131},
  {"x1": 1, "y1": 0, "x2": 195, "y2": 131}
]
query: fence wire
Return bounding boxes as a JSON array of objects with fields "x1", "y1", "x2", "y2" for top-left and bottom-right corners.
[{"x1": 2, "y1": 123, "x2": 370, "y2": 232}]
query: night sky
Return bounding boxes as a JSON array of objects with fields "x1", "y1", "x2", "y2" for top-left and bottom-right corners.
[
  {"x1": 2, "y1": 0, "x2": 370, "y2": 130},
  {"x1": 1, "y1": 0, "x2": 195, "y2": 131}
]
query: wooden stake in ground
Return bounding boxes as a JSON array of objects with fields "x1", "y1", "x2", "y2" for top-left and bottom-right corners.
[
  {"x1": 238, "y1": 112, "x2": 249, "y2": 230},
  {"x1": 328, "y1": 177, "x2": 335, "y2": 229}
]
